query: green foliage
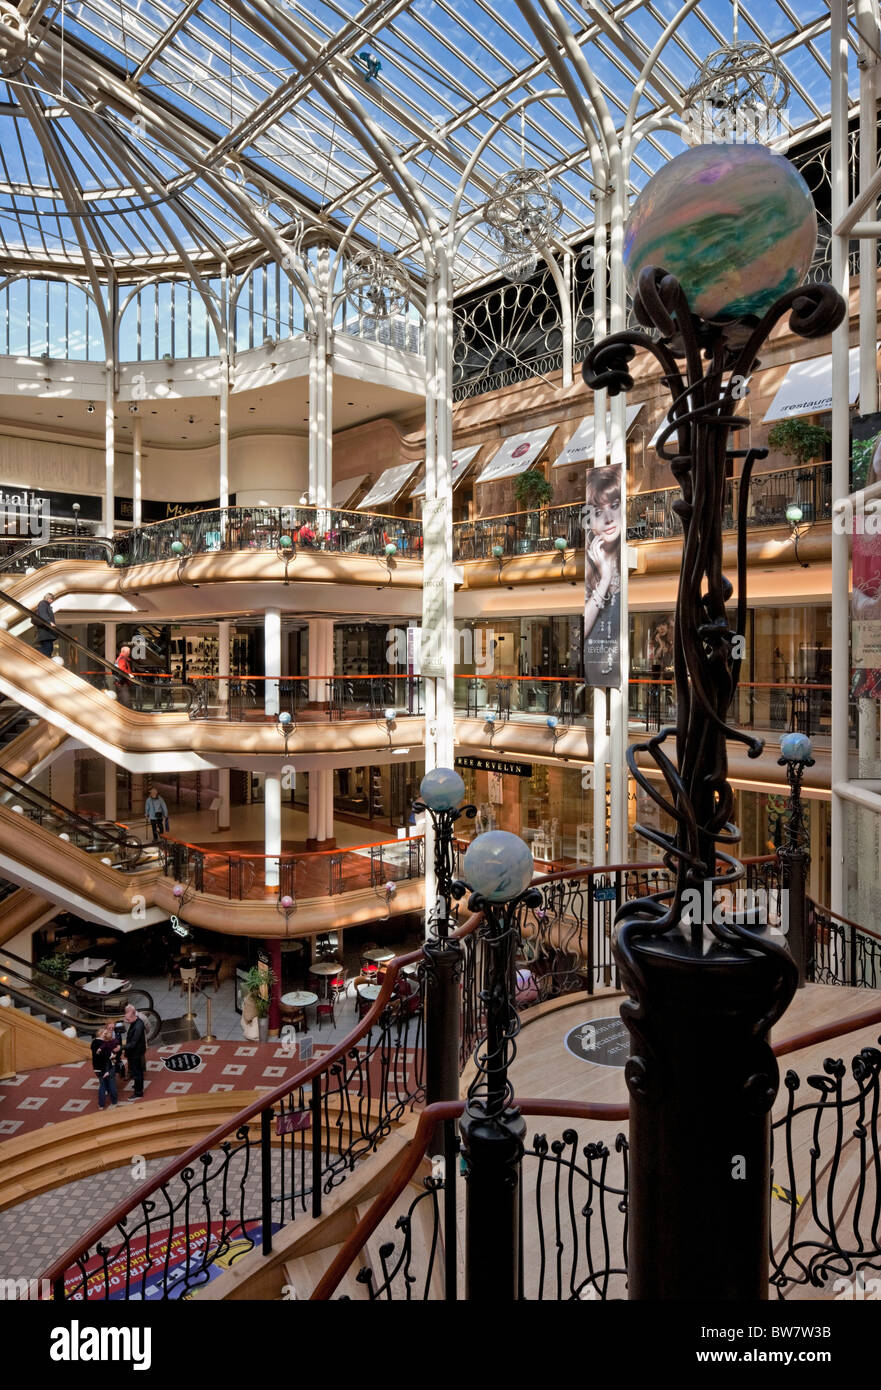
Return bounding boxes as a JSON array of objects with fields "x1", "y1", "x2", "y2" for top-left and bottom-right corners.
[
  {"x1": 243, "y1": 964, "x2": 277, "y2": 1019},
  {"x1": 37, "y1": 954, "x2": 69, "y2": 983},
  {"x1": 767, "y1": 419, "x2": 830, "y2": 466},
  {"x1": 851, "y1": 433, "x2": 881, "y2": 491},
  {"x1": 513, "y1": 468, "x2": 553, "y2": 509}
]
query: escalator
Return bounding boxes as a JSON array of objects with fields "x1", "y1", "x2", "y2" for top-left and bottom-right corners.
[
  {"x1": 0, "y1": 941, "x2": 160, "y2": 1042},
  {"x1": 0, "y1": 768, "x2": 146, "y2": 866}
]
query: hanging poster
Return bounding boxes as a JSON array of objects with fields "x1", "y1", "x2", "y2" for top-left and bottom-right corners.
[
  {"x1": 850, "y1": 413, "x2": 881, "y2": 700},
  {"x1": 583, "y1": 463, "x2": 622, "y2": 687}
]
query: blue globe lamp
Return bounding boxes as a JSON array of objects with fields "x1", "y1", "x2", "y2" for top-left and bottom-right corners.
[
  {"x1": 419, "y1": 767, "x2": 465, "y2": 812},
  {"x1": 463, "y1": 831, "x2": 534, "y2": 903}
]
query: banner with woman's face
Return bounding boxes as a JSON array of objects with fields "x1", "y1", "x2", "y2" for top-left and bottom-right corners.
[
  {"x1": 583, "y1": 464, "x2": 622, "y2": 687},
  {"x1": 850, "y1": 413, "x2": 881, "y2": 701}
]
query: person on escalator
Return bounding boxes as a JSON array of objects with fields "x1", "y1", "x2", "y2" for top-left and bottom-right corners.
[
  {"x1": 145, "y1": 785, "x2": 169, "y2": 843},
  {"x1": 114, "y1": 644, "x2": 134, "y2": 708},
  {"x1": 34, "y1": 592, "x2": 56, "y2": 659}
]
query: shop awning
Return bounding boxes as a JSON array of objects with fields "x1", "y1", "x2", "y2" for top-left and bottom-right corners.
[
  {"x1": 762, "y1": 347, "x2": 861, "y2": 422},
  {"x1": 356, "y1": 458, "x2": 421, "y2": 511},
  {"x1": 410, "y1": 445, "x2": 481, "y2": 499},
  {"x1": 475, "y1": 425, "x2": 555, "y2": 485},
  {"x1": 331, "y1": 473, "x2": 369, "y2": 508},
  {"x1": 552, "y1": 403, "x2": 644, "y2": 466}
]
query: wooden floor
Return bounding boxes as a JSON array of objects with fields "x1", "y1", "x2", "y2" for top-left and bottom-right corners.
[{"x1": 508, "y1": 984, "x2": 881, "y2": 1302}]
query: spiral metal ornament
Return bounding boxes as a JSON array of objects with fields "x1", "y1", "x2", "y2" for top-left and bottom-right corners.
[
  {"x1": 582, "y1": 267, "x2": 845, "y2": 986},
  {"x1": 343, "y1": 248, "x2": 410, "y2": 319}
]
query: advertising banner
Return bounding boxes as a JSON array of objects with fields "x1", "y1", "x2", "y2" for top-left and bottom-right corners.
[
  {"x1": 583, "y1": 463, "x2": 622, "y2": 687},
  {"x1": 850, "y1": 413, "x2": 881, "y2": 700}
]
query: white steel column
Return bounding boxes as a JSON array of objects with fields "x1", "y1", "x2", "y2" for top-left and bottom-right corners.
[
  {"x1": 264, "y1": 772, "x2": 281, "y2": 889},
  {"x1": 104, "y1": 365, "x2": 115, "y2": 536},
  {"x1": 219, "y1": 266, "x2": 230, "y2": 509},
  {"x1": 592, "y1": 194, "x2": 610, "y2": 866},
  {"x1": 105, "y1": 759, "x2": 117, "y2": 822},
  {"x1": 315, "y1": 245, "x2": 332, "y2": 513},
  {"x1": 265, "y1": 608, "x2": 281, "y2": 718},
  {"x1": 218, "y1": 620, "x2": 230, "y2": 715},
  {"x1": 217, "y1": 619, "x2": 231, "y2": 831},
  {"x1": 308, "y1": 771, "x2": 320, "y2": 845},
  {"x1": 830, "y1": 0, "x2": 851, "y2": 915},
  {"x1": 858, "y1": 0, "x2": 880, "y2": 415},
  {"x1": 132, "y1": 414, "x2": 143, "y2": 528}
]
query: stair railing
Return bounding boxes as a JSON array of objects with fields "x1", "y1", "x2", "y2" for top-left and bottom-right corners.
[{"x1": 39, "y1": 855, "x2": 778, "y2": 1301}]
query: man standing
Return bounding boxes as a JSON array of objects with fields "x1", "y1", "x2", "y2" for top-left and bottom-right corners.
[
  {"x1": 34, "y1": 592, "x2": 56, "y2": 659},
  {"x1": 123, "y1": 1003, "x2": 147, "y2": 1099},
  {"x1": 144, "y1": 785, "x2": 169, "y2": 842}
]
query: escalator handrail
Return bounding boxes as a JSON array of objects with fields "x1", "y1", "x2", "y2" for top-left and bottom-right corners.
[
  {"x1": 0, "y1": 954, "x2": 130, "y2": 1033},
  {"x1": 0, "y1": 583, "x2": 200, "y2": 713},
  {"x1": 0, "y1": 535, "x2": 116, "y2": 570},
  {"x1": 0, "y1": 766, "x2": 145, "y2": 859}
]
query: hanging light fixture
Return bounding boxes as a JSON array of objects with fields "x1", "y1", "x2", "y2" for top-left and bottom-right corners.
[
  {"x1": 682, "y1": 1, "x2": 790, "y2": 145},
  {"x1": 481, "y1": 111, "x2": 562, "y2": 283},
  {"x1": 343, "y1": 245, "x2": 411, "y2": 318}
]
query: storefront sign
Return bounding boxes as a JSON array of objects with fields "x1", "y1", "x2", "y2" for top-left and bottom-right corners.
[
  {"x1": 115, "y1": 495, "x2": 235, "y2": 524},
  {"x1": 455, "y1": 756, "x2": 532, "y2": 776},
  {"x1": 0, "y1": 484, "x2": 101, "y2": 523}
]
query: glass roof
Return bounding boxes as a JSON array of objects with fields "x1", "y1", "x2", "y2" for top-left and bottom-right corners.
[{"x1": 0, "y1": 0, "x2": 864, "y2": 287}]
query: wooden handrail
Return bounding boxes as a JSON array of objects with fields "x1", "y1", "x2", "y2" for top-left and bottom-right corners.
[
  {"x1": 773, "y1": 1004, "x2": 881, "y2": 1059},
  {"x1": 811, "y1": 898, "x2": 881, "y2": 943},
  {"x1": 311, "y1": 1093, "x2": 631, "y2": 1301},
  {"x1": 38, "y1": 854, "x2": 777, "y2": 1288}
]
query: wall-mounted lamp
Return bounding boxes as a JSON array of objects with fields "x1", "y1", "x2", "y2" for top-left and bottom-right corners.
[
  {"x1": 546, "y1": 714, "x2": 565, "y2": 753},
  {"x1": 129, "y1": 402, "x2": 139, "y2": 414},
  {"x1": 277, "y1": 708, "x2": 295, "y2": 753},
  {"x1": 384, "y1": 707, "x2": 397, "y2": 744},
  {"x1": 278, "y1": 532, "x2": 294, "y2": 583},
  {"x1": 484, "y1": 710, "x2": 497, "y2": 747},
  {"x1": 276, "y1": 891, "x2": 296, "y2": 934},
  {"x1": 553, "y1": 535, "x2": 570, "y2": 578},
  {"x1": 786, "y1": 502, "x2": 809, "y2": 568}
]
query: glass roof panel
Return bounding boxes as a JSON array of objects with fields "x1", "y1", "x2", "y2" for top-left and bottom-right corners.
[{"x1": 0, "y1": 0, "x2": 859, "y2": 283}]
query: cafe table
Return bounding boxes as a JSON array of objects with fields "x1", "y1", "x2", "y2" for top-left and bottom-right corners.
[
  {"x1": 361, "y1": 946, "x2": 395, "y2": 964},
  {"x1": 356, "y1": 984, "x2": 382, "y2": 1001},
  {"x1": 280, "y1": 990, "x2": 319, "y2": 1009},
  {"x1": 81, "y1": 976, "x2": 129, "y2": 995},
  {"x1": 308, "y1": 959, "x2": 344, "y2": 998},
  {"x1": 67, "y1": 957, "x2": 111, "y2": 976}
]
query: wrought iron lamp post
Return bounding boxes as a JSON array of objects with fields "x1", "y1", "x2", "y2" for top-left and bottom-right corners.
[
  {"x1": 413, "y1": 769, "x2": 476, "y2": 1119},
  {"x1": 777, "y1": 732, "x2": 814, "y2": 988},
  {"x1": 456, "y1": 830, "x2": 540, "y2": 1301},
  {"x1": 583, "y1": 257, "x2": 844, "y2": 1298}
]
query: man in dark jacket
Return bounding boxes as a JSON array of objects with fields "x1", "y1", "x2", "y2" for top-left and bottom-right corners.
[
  {"x1": 123, "y1": 1003, "x2": 147, "y2": 1099},
  {"x1": 34, "y1": 592, "x2": 56, "y2": 659}
]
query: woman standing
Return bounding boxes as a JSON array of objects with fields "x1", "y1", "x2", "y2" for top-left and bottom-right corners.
[{"x1": 91, "y1": 1021, "x2": 121, "y2": 1110}]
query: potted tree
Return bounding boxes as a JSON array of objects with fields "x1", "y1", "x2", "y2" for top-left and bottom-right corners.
[
  {"x1": 513, "y1": 468, "x2": 553, "y2": 549},
  {"x1": 767, "y1": 419, "x2": 830, "y2": 466},
  {"x1": 242, "y1": 964, "x2": 277, "y2": 1043},
  {"x1": 35, "y1": 953, "x2": 70, "y2": 1007}
]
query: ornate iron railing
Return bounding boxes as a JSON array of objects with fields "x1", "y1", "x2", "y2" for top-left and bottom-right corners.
[
  {"x1": 452, "y1": 462, "x2": 832, "y2": 561},
  {"x1": 808, "y1": 902, "x2": 881, "y2": 989},
  {"x1": 770, "y1": 1033, "x2": 881, "y2": 1299}
]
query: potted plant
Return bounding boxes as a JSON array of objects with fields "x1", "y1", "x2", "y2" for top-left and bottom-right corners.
[
  {"x1": 513, "y1": 468, "x2": 553, "y2": 510},
  {"x1": 767, "y1": 420, "x2": 830, "y2": 467},
  {"x1": 243, "y1": 964, "x2": 277, "y2": 1043},
  {"x1": 36, "y1": 954, "x2": 69, "y2": 985}
]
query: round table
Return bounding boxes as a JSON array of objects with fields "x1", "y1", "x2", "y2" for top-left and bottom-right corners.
[
  {"x1": 401, "y1": 963, "x2": 420, "y2": 979},
  {"x1": 280, "y1": 990, "x2": 318, "y2": 1009},
  {"x1": 309, "y1": 960, "x2": 344, "y2": 998},
  {"x1": 362, "y1": 947, "x2": 395, "y2": 964},
  {"x1": 356, "y1": 984, "x2": 382, "y2": 1001}
]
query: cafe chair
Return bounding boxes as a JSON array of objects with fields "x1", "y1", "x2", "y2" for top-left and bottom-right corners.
[
  {"x1": 280, "y1": 1004, "x2": 306, "y2": 1034},
  {"x1": 316, "y1": 998, "x2": 336, "y2": 1030}
]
